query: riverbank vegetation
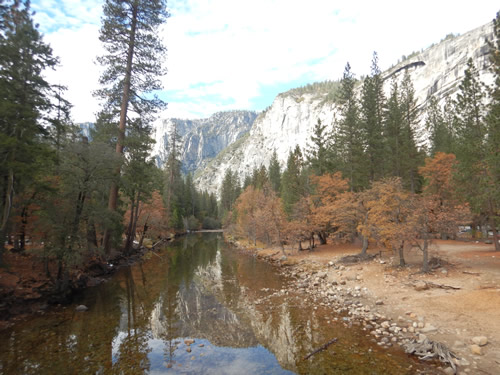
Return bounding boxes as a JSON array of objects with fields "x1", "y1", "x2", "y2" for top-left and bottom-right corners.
[
  {"x1": 223, "y1": 13, "x2": 500, "y2": 270},
  {"x1": 0, "y1": 0, "x2": 219, "y2": 307}
]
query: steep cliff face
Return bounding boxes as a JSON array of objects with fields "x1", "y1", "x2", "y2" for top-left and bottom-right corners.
[
  {"x1": 195, "y1": 22, "x2": 494, "y2": 195},
  {"x1": 152, "y1": 110, "x2": 258, "y2": 174}
]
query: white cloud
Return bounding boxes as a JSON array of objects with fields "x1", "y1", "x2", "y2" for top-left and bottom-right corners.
[{"x1": 32, "y1": 0, "x2": 500, "y2": 122}]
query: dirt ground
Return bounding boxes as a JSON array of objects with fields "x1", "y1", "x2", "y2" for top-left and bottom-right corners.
[{"x1": 248, "y1": 239, "x2": 500, "y2": 374}]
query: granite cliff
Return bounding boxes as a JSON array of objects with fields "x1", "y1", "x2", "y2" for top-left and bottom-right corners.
[{"x1": 193, "y1": 22, "x2": 494, "y2": 195}]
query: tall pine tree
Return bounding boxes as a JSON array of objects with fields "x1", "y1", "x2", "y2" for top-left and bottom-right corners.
[
  {"x1": 307, "y1": 119, "x2": 333, "y2": 175},
  {"x1": 426, "y1": 96, "x2": 454, "y2": 155},
  {"x1": 335, "y1": 62, "x2": 367, "y2": 191},
  {"x1": 268, "y1": 149, "x2": 281, "y2": 194},
  {"x1": 96, "y1": 0, "x2": 168, "y2": 251},
  {"x1": 399, "y1": 70, "x2": 422, "y2": 192},
  {"x1": 0, "y1": 0, "x2": 60, "y2": 261},
  {"x1": 361, "y1": 52, "x2": 386, "y2": 181},
  {"x1": 485, "y1": 12, "x2": 500, "y2": 250}
]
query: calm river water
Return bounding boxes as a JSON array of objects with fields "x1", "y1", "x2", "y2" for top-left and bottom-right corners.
[{"x1": 0, "y1": 233, "x2": 435, "y2": 374}]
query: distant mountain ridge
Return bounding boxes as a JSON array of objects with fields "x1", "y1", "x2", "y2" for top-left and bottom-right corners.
[{"x1": 152, "y1": 110, "x2": 258, "y2": 174}]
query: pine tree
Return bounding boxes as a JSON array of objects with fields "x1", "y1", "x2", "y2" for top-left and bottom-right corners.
[
  {"x1": 335, "y1": 62, "x2": 367, "y2": 191},
  {"x1": 220, "y1": 169, "x2": 235, "y2": 215},
  {"x1": 164, "y1": 125, "x2": 184, "y2": 229},
  {"x1": 96, "y1": 0, "x2": 168, "y2": 251},
  {"x1": 281, "y1": 146, "x2": 304, "y2": 216},
  {"x1": 121, "y1": 118, "x2": 157, "y2": 253},
  {"x1": 307, "y1": 119, "x2": 332, "y2": 175},
  {"x1": 399, "y1": 70, "x2": 423, "y2": 193},
  {"x1": 426, "y1": 96, "x2": 454, "y2": 155},
  {"x1": 385, "y1": 78, "x2": 404, "y2": 179},
  {"x1": 453, "y1": 58, "x2": 488, "y2": 216},
  {"x1": 361, "y1": 52, "x2": 386, "y2": 181},
  {"x1": 454, "y1": 58, "x2": 487, "y2": 162},
  {"x1": 0, "y1": 0, "x2": 60, "y2": 261},
  {"x1": 268, "y1": 149, "x2": 281, "y2": 194},
  {"x1": 485, "y1": 11, "x2": 500, "y2": 250}
]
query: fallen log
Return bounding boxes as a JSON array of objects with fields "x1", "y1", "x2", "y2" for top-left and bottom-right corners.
[
  {"x1": 404, "y1": 338, "x2": 459, "y2": 374},
  {"x1": 303, "y1": 338, "x2": 338, "y2": 361},
  {"x1": 425, "y1": 281, "x2": 461, "y2": 290},
  {"x1": 462, "y1": 271, "x2": 480, "y2": 276}
]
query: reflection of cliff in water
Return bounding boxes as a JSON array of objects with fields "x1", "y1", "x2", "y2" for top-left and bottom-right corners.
[
  {"x1": 148, "y1": 234, "x2": 319, "y2": 371},
  {"x1": 149, "y1": 234, "x2": 259, "y2": 348}
]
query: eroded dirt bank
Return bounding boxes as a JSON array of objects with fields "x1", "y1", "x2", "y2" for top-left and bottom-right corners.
[{"x1": 227, "y1": 237, "x2": 500, "y2": 375}]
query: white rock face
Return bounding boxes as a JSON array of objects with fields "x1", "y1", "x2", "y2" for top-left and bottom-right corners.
[{"x1": 195, "y1": 22, "x2": 494, "y2": 195}]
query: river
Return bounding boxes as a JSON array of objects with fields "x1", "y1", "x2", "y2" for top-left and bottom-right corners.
[{"x1": 0, "y1": 233, "x2": 435, "y2": 374}]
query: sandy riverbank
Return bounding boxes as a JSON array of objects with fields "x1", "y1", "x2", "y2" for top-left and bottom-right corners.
[{"x1": 227, "y1": 237, "x2": 500, "y2": 375}]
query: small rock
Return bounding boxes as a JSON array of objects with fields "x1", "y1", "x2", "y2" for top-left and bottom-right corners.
[
  {"x1": 414, "y1": 281, "x2": 429, "y2": 291},
  {"x1": 75, "y1": 305, "x2": 88, "y2": 312},
  {"x1": 470, "y1": 344, "x2": 482, "y2": 355},
  {"x1": 443, "y1": 367, "x2": 455, "y2": 375},
  {"x1": 191, "y1": 356, "x2": 196, "y2": 360},
  {"x1": 186, "y1": 347, "x2": 192, "y2": 353},
  {"x1": 472, "y1": 336, "x2": 488, "y2": 346},
  {"x1": 375, "y1": 300, "x2": 384, "y2": 305},
  {"x1": 421, "y1": 324, "x2": 438, "y2": 333},
  {"x1": 184, "y1": 339, "x2": 195, "y2": 345},
  {"x1": 453, "y1": 340, "x2": 465, "y2": 348},
  {"x1": 198, "y1": 344, "x2": 204, "y2": 347}
]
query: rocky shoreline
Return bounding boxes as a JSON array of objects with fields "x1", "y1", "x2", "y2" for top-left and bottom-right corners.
[{"x1": 227, "y1": 237, "x2": 495, "y2": 375}]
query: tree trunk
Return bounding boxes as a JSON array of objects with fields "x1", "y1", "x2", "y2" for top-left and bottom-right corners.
[
  {"x1": 130, "y1": 192, "x2": 141, "y2": 249},
  {"x1": 124, "y1": 194, "x2": 137, "y2": 255},
  {"x1": 87, "y1": 219, "x2": 98, "y2": 253},
  {"x1": 138, "y1": 216, "x2": 149, "y2": 249},
  {"x1": 360, "y1": 235, "x2": 369, "y2": 256},
  {"x1": 0, "y1": 168, "x2": 15, "y2": 264},
  {"x1": 398, "y1": 243, "x2": 406, "y2": 267},
  {"x1": 489, "y1": 217, "x2": 500, "y2": 252},
  {"x1": 317, "y1": 231, "x2": 327, "y2": 245},
  {"x1": 422, "y1": 237, "x2": 429, "y2": 272},
  {"x1": 104, "y1": 3, "x2": 139, "y2": 254}
]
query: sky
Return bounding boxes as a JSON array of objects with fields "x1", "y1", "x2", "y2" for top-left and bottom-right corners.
[{"x1": 31, "y1": 0, "x2": 499, "y2": 123}]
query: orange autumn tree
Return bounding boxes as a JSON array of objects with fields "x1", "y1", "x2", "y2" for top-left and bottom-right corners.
[
  {"x1": 256, "y1": 186, "x2": 290, "y2": 257},
  {"x1": 234, "y1": 184, "x2": 291, "y2": 257},
  {"x1": 291, "y1": 195, "x2": 319, "y2": 251},
  {"x1": 418, "y1": 152, "x2": 459, "y2": 206},
  {"x1": 365, "y1": 178, "x2": 414, "y2": 267},
  {"x1": 131, "y1": 191, "x2": 169, "y2": 247},
  {"x1": 234, "y1": 186, "x2": 265, "y2": 245},
  {"x1": 413, "y1": 153, "x2": 471, "y2": 271},
  {"x1": 309, "y1": 172, "x2": 350, "y2": 244}
]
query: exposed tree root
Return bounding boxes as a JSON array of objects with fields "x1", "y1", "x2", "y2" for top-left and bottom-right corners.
[{"x1": 404, "y1": 338, "x2": 459, "y2": 374}]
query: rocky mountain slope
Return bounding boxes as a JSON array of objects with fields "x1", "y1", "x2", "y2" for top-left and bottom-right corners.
[
  {"x1": 194, "y1": 21, "x2": 494, "y2": 196},
  {"x1": 152, "y1": 110, "x2": 258, "y2": 174}
]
